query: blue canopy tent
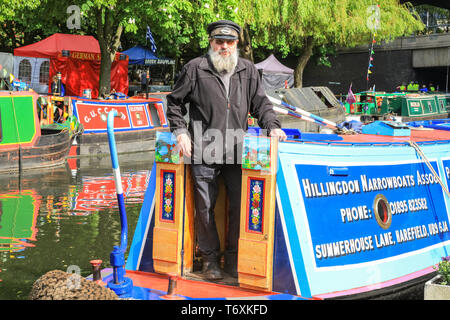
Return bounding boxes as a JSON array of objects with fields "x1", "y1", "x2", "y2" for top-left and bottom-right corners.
[
  {"x1": 122, "y1": 45, "x2": 175, "y2": 93},
  {"x1": 121, "y1": 45, "x2": 175, "y2": 66}
]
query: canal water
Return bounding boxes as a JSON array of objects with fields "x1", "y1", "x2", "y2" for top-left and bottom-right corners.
[{"x1": 0, "y1": 155, "x2": 154, "y2": 300}]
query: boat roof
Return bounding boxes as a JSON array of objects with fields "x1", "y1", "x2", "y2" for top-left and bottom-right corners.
[{"x1": 338, "y1": 127, "x2": 450, "y2": 144}]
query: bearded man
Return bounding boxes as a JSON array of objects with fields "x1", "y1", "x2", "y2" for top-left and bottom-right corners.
[{"x1": 166, "y1": 20, "x2": 286, "y2": 280}]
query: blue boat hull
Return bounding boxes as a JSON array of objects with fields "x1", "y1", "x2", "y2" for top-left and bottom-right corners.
[
  {"x1": 273, "y1": 139, "x2": 450, "y2": 298},
  {"x1": 122, "y1": 124, "x2": 450, "y2": 299}
]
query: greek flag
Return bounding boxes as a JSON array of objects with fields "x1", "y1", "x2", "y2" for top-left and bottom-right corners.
[{"x1": 146, "y1": 26, "x2": 157, "y2": 53}]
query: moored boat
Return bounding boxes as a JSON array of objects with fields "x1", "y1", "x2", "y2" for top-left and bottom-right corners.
[
  {"x1": 266, "y1": 86, "x2": 347, "y2": 133},
  {"x1": 0, "y1": 91, "x2": 81, "y2": 173},
  {"x1": 344, "y1": 91, "x2": 450, "y2": 123},
  {"x1": 92, "y1": 117, "x2": 450, "y2": 300},
  {"x1": 66, "y1": 95, "x2": 170, "y2": 158}
]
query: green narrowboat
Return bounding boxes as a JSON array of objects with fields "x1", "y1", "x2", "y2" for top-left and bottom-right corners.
[
  {"x1": 345, "y1": 91, "x2": 450, "y2": 122},
  {"x1": 0, "y1": 91, "x2": 81, "y2": 173}
]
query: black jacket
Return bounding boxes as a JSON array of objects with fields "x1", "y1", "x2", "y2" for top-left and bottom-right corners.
[{"x1": 166, "y1": 54, "x2": 281, "y2": 164}]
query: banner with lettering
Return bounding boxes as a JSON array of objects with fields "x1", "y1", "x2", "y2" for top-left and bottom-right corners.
[
  {"x1": 49, "y1": 52, "x2": 128, "y2": 98},
  {"x1": 444, "y1": 159, "x2": 450, "y2": 186},
  {"x1": 295, "y1": 160, "x2": 450, "y2": 268},
  {"x1": 72, "y1": 99, "x2": 153, "y2": 133}
]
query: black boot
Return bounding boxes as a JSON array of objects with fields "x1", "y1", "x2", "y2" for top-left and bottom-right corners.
[
  {"x1": 202, "y1": 261, "x2": 223, "y2": 280},
  {"x1": 224, "y1": 253, "x2": 238, "y2": 278},
  {"x1": 224, "y1": 262, "x2": 238, "y2": 278}
]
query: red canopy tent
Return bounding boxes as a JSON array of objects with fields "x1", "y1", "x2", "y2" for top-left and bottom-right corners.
[{"x1": 14, "y1": 33, "x2": 128, "y2": 98}]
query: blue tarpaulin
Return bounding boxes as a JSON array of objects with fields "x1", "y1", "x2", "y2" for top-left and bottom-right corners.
[{"x1": 121, "y1": 45, "x2": 175, "y2": 65}]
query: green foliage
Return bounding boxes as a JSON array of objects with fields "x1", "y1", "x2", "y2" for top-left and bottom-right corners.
[
  {"x1": 233, "y1": 0, "x2": 425, "y2": 86},
  {"x1": 0, "y1": 0, "x2": 40, "y2": 22},
  {"x1": 314, "y1": 45, "x2": 337, "y2": 68},
  {"x1": 0, "y1": 0, "x2": 428, "y2": 87},
  {"x1": 244, "y1": 0, "x2": 424, "y2": 57},
  {"x1": 136, "y1": 0, "x2": 243, "y2": 57},
  {"x1": 435, "y1": 257, "x2": 450, "y2": 285}
]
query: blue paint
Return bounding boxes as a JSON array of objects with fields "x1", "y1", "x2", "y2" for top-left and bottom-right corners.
[
  {"x1": 362, "y1": 120, "x2": 411, "y2": 136},
  {"x1": 247, "y1": 179, "x2": 264, "y2": 233},
  {"x1": 118, "y1": 128, "x2": 450, "y2": 299},
  {"x1": 277, "y1": 140, "x2": 450, "y2": 297},
  {"x1": 161, "y1": 171, "x2": 175, "y2": 221},
  {"x1": 126, "y1": 161, "x2": 157, "y2": 271},
  {"x1": 295, "y1": 161, "x2": 449, "y2": 268},
  {"x1": 272, "y1": 202, "x2": 298, "y2": 295},
  {"x1": 408, "y1": 119, "x2": 450, "y2": 131},
  {"x1": 275, "y1": 159, "x2": 311, "y2": 297},
  {"x1": 105, "y1": 110, "x2": 133, "y2": 297},
  {"x1": 107, "y1": 110, "x2": 120, "y2": 170},
  {"x1": 137, "y1": 216, "x2": 156, "y2": 273}
]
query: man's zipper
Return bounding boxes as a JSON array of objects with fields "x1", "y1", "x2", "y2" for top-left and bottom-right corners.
[
  {"x1": 214, "y1": 72, "x2": 232, "y2": 163},
  {"x1": 225, "y1": 96, "x2": 230, "y2": 162}
]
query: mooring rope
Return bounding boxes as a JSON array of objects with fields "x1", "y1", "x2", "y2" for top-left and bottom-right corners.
[{"x1": 408, "y1": 140, "x2": 450, "y2": 198}]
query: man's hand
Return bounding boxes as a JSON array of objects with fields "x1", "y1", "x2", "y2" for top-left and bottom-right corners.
[
  {"x1": 270, "y1": 128, "x2": 287, "y2": 141},
  {"x1": 176, "y1": 133, "x2": 192, "y2": 157}
]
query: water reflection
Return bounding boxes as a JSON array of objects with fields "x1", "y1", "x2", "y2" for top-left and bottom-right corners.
[
  {"x1": 69, "y1": 170, "x2": 149, "y2": 214},
  {"x1": 0, "y1": 157, "x2": 154, "y2": 299},
  {"x1": 0, "y1": 190, "x2": 39, "y2": 253}
]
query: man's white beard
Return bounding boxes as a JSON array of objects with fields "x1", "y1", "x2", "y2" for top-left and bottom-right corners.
[{"x1": 208, "y1": 47, "x2": 239, "y2": 73}]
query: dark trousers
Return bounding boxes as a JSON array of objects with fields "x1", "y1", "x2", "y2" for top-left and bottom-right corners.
[{"x1": 190, "y1": 164, "x2": 242, "y2": 266}]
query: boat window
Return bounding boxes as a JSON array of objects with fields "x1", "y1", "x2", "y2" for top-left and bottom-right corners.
[
  {"x1": 427, "y1": 101, "x2": 432, "y2": 113},
  {"x1": 148, "y1": 103, "x2": 161, "y2": 127},
  {"x1": 314, "y1": 90, "x2": 334, "y2": 109},
  {"x1": 373, "y1": 194, "x2": 392, "y2": 229},
  {"x1": 18, "y1": 59, "x2": 32, "y2": 83},
  {"x1": 39, "y1": 61, "x2": 50, "y2": 84}
]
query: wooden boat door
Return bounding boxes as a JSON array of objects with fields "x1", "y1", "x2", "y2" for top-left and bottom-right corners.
[
  {"x1": 151, "y1": 132, "x2": 195, "y2": 276},
  {"x1": 238, "y1": 136, "x2": 278, "y2": 291}
]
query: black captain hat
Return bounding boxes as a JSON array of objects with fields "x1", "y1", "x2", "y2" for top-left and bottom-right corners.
[{"x1": 207, "y1": 20, "x2": 241, "y2": 40}]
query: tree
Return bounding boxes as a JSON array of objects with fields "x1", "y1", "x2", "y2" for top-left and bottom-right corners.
[
  {"x1": 0, "y1": 0, "x2": 136, "y2": 95},
  {"x1": 0, "y1": 0, "x2": 43, "y2": 51},
  {"x1": 76, "y1": 0, "x2": 142, "y2": 97},
  {"x1": 245, "y1": 0, "x2": 424, "y2": 87},
  {"x1": 0, "y1": 0, "x2": 425, "y2": 92}
]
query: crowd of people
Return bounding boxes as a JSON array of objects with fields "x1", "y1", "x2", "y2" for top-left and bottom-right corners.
[{"x1": 396, "y1": 81, "x2": 437, "y2": 93}]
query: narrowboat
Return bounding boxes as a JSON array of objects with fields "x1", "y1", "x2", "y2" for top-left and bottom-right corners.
[
  {"x1": 68, "y1": 95, "x2": 169, "y2": 158},
  {"x1": 0, "y1": 91, "x2": 80, "y2": 173},
  {"x1": 94, "y1": 116, "x2": 450, "y2": 300},
  {"x1": 345, "y1": 91, "x2": 450, "y2": 123}
]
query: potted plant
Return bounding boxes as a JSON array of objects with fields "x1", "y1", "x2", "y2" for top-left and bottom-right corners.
[{"x1": 424, "y1": 256, "x2": 450, "y2": 300}]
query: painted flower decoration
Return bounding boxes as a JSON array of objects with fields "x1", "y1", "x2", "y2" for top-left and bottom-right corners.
[
  {"x1": 162, "y1": 172, "x2": 175, "y2": 220},
  {"x1": 249, "y1": 180, "x2": 263, "y2": 232}
]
